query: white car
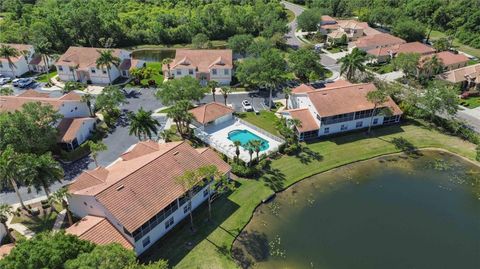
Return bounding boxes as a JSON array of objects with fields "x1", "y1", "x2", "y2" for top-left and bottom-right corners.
[
  {"x1": 242, "y1": 100, "x2": 254, "y2": 112},
  {"x1": 13, "y1": 78, "x2": 34, "y2": 88},
  {"x1": 0, "y1": 77, "x2": 11, "y2": 85}
]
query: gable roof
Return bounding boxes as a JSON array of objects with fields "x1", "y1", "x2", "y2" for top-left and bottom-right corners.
[
  {"x1": 0, "y1": 43, "x2": 33, "y2": 63},
  {"x1": 189, "y1": 102, "x2": 234, "y2": 124},
  {"x1": 68, "y1": 141, "x2": 231, "y2": 232},
  {"x1": 307, "y1": 83, "x2": 402, "y2": 117},
  {"x1": 367, "y1": 42, "x2": 436, "y2": 57},
  {"x1": 57, "y1": 117, "x2": 94, "y2": 143},
  {"x1": 287, "y1": 108, "x2": 319, "y2": 133},
  {"x1": 17, "y1": 89, "x2": 50, "y2": 98},
  {"x1": 292, "y1": 84, "x2": 315, "y2": 94},
  {"x1": 56, "y1": 47, "x2": 125, "y2": 70},
  {"x1": 354, "y1": 33, "x2": 406, "y2": 49},
  {"x1": 437, "y1": 63, "x2": 480, "y2": 83},
  {"x1": 66, "y1": 215, "x2": 134, "y2": 250},
  {"x1": 168, "y1": 49, "x2": 233, "y2": 73},
  {"x1": 435, "y1": 51, "x2": 470, "y2": 66},
  {"x1": 0, "y1": 92, "x2": 82, "y2": 113}
]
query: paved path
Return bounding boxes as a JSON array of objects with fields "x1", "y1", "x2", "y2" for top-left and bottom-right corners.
[
  {"x1": 281, "y1": 1, "x2": 305, "y2": 48},
  {"x1": 52, "y1": 210, "x2": 66, "y2": 232}
]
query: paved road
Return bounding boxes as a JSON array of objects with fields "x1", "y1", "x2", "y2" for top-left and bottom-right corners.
[
  {"x1": 456, "y1": 108, "x2": 480, "y2": 133},
  {"x1": 281, "y1": 1, "x2": 305, "y2": 48}
]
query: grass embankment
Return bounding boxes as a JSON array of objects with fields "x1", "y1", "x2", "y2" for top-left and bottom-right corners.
[
  {"x1": 460, "y1": 97, "x2": 480, "y2": 109},
  {"x1": 430, "y1": 30, "x2": 480, "y2": 59},
  {"x1": 236, "y1": 111, "x2": 282, "y2": 136},
  {"x1": 142, "y1": 121, "x2": 476, "y2": 269}
]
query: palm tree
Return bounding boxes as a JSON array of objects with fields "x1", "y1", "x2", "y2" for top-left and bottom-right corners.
[
  {"x1": 85, "y1": 141, "x2": 107, "y2": 167},
  {"x1": 0, "y1": 204, "x2": 14, "y2": 242},
  {"x1": 158, "y1": 129, "x2": 175, "y2": 142},
  {"x1": 207, "y1": 80, "x2": 219, "y2": 102},
  {"x1": 247, "y1": 146, "x2": 254, "y2": 165},
  {"x1": 161, "y1": 57, "x2": 173, "y2": 79},
  {"x1": 197, "y1": 165, "x2": 221, "y2": 221},
  {"x1": 249, "y1": 140, "x2": 262, "y2": 160},
  {"x1": 366, "y1": 89, "x2": 388, "y2": 134},
  {"x1": 81, "y1": 93, "x2": 94, "y2": 117},
  {"x1": 339, "y1": 48, "x2": 367, "y2": 82},
  {"x1": 175, "y1": 170, "x2": 199, "y2": 231},
  {"x1": 28, "y1": 153, "x2": 64, "y2": 198},
  {"x1": 419, "y1": 55, "x2": 444, "y2": 78},
  {"x1": 283, "y1": 87, "x2": 292, "y2": 109},
  {"x1": 20, "y1": 50, "x2": 30, "y2": 73},
  {"x1": 49, "y1": 187, "x2": 73, "y2": 226},
  {"x1": 220, "y1": 87, "x2": 232, "y2": 106},
  {"x1": 231, "y1": 141, "x2": 242, "y2": 163},
  {"x1": 96, "y1": 49, "x2": 121, "y2": 85},
  {"x1": 0, "y1": 146, "x2": 30, "y2": 209},
  {"x1": 70, "y1": 64, "x2": 79, "y2": 82},
  {"x1": 128, "y1": 107, "x2": 161, "y2": 141},
  {"x1": 0, "y1": 44, "x2": 20, "y2": 78}
]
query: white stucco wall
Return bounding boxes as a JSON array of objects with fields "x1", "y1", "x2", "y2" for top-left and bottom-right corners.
[
  {"x1": 57, "y1": 101, "x2": 91, "y2": 118},
  {"x1": 75, "y1": 118, "x2": 96, "y2": 145},
  {"x1": 318, "y1": 116, "x2": 385, "y2": 136},
  {"x1": 213, "y1": 113, "x2": 233, "y2": 125}
]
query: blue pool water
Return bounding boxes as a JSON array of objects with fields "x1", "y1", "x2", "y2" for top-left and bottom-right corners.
[{"x1": 228, "y1": 129, "x2": 270, "y2": 151}]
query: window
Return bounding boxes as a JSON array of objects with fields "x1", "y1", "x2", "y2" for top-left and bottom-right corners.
[
  {"x1": 183, "y1": 203, "x2": 191, "y2": 214},
  {"x1": 58, "y1": 65, "x2": 63, "y2": 71},
  {"x1": 189, "y1": 69, "x2": 194, "y2": 75},
  {"x1": 203, "y1": 188, "x2": 209, "y2": 197},
  {"x1": 373, "y1": 118, "x2": 379, "y2": 125},
  {"x1": 142, "y1": 236, "x2": 150, "y2": 247},
  {"x1": 356, "y1": 121, "x2": 363, "y2": 128},
  {"x1": 212, "y1": 69, "x2": 217, "y2": 75},
  {"x1": 341, "y1": 124, "x2": 348, "y2": 131},
  {"x1": 224, "y1": 69, "x2": 229, "y2": 75},
  {"x1": 324, "y1": 127, "x2": 330, "y2": 134},
  {"x1": 91, "y1": 68, "x2": 96, "y2": 74},
  {"x1": 176, "y1": 69, "x2": 181, "y2": 75},
  {"x1": 165, "y1": 217, "x2": 174, "y2": 230},
  {"x1": 102, "y1": 69, "x2": 107, "y2": 74}
]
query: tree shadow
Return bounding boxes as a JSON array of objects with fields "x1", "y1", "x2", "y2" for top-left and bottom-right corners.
[
  {"x1": 61, "y1": 156, "x2": 92, "y2": 181},
  {"x1": 262, "y1": 168, "x2": 286, "y2": 192},
  {"x1": 295, "y1": 146, "x2": 323, "y2": 164},
  {"x1": 231, "y1": 230, "x2": 269, "y2": 269},
  {"x1": 389, "y1": 137, "x2": 422, "y2": 157},
  {"x1": 313, "y1": 124, "x2": 406, "y2": 145},
  {"x1": 124, "y1": 89, "x2": 142, "y2": 99}
]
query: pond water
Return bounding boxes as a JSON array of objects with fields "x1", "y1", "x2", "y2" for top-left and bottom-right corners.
[
  {"x1": 232, "y1": 151, "x2": 480, "y2": 269},
  {"x1": 131, "y1": 49, "x2": 176, "y2": 62}
]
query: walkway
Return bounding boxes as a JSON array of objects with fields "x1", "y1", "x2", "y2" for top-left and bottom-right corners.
[{"x1": 52, "y1": 210, "x2": 66, "y2": 232}]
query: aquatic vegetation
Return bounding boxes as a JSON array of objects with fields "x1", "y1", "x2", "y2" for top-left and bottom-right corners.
[
  {"x1": 268, "y1": 202, "x2": 280, "y2": 216},
  {"x1": 268, "y1": 235, "x2": 286, "y2": 258}
]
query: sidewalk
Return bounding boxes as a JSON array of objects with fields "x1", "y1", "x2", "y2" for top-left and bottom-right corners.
[{"x1": 52, "y1": 210, "x2": 66, "y2": 232}]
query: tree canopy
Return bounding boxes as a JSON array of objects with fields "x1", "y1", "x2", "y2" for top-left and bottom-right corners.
[
  {"x1": 156, "y1": 76, "x2": 205, "y2": 105},
  {"x1": 288, "y1": 48, "x2": 326, "y2": 82}
]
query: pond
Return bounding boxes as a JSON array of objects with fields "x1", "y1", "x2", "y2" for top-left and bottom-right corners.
[
  {"x1": 131, "y1": 49, "x2": 176, "y2": 62},
  {"x1": 232, "y1": 151, "x2": 480, "y2": 269}
]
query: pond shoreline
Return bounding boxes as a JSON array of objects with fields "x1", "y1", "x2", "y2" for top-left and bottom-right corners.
[{"x1": 230, "y1": 147, "x2": 480, "y2": 268}]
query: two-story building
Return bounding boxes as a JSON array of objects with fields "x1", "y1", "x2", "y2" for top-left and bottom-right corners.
[
  {"x1": 66, "y1": 140, "x2": 231, "y2": 255},
  {"x1": 350, "y1": 33, "x2": 406, "y2": 52},
  {"x1": 284, "y1": 81, "x2": 402, "y2": 141},
  {"x1": 56, "y1": 47, "x2": 144, "y2": 84},
  {"x1": 367, "y1": 42, "x2": 436, "y2": 63},
  {"x1": 163, "y1": 49, "x2": 233, "y2": 85},
  {"x1": 0, "y1": 90, "x2": 95, "y2": 150},
  {"x1": 0, "y1": 44, "x2": 35, "y2": 77}
]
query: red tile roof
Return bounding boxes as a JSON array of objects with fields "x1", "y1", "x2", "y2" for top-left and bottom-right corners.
[
  {"x1": 66, "y1": 215, "x2": 134, "y2": 250},
  {"x1": 17, "y1": 90, "x2": 50, "y2": 98},
  {"x1": 307, "y1": 83, "x2": 402, "y2": 117},
  {"x1": 438, "y1": 63, "x2": 480, "y2": 83},
  {"x1": 69, "y1": 141, "x2": 231, "y2": 232},
  {"x1": 56, "y1": 47, "x2": 124, "y2": 70},
  {"x1": 57, "y1": 117, "x2": 94, "y2": 143},
  {"x1": 287, "y1": 108, "x2": 319, "y2": 133},
  {"x1": 435, "y1": 51, "x2": 469, "y2": 66},
  {"x1": 189, "y1": 102, "x2": 234, "y2": 124},
  {"x1": 292, "y1": 84, "x2": 314, "y2": 94},
  {"x1": 0, "y1": 92, "x2": 81, "y2": 112},
  {"x1": 354, "y1": 33, "x2": 406, "y2": 49},
  {"x1": 368, "y1": 42, "x2": 436, "y2": 57},
  {"x1": 167, "y1": 49, "x2": 233, "y2": 73},
  {"x1": 0, "y1": 243, "x2": 14, "y2": 259}
]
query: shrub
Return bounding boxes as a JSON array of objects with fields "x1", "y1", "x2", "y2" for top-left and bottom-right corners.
[
  {"x1": 231, "y1": 162, "x2": 259, "y2": 178},
  {"x1": 284, "y1": 143, "x2": 301, "y2": 155}
]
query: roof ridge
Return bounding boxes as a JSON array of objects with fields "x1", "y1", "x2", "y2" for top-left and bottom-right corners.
[
  {"x1": 95, "y1": 141, "x2": 186, "y2": 197},
  {"x1": 309, "y1": 83, "x2": 373, "y2": 94},
  {"x1": 77, "y1": 215, "x2": 105, "y2": 235}
]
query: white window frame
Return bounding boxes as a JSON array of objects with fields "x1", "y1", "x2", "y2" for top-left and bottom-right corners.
[{"x1": 356, "y1": 121, "x2": 363, "y2": 128}]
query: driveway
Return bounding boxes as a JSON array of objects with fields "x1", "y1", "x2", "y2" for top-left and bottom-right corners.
[
  {"x1": 320, "y1": 54, "x2": 341, "y2": 81},
  {"x1": 281, "y1": 1, "x2": 305, "y2": 49}
]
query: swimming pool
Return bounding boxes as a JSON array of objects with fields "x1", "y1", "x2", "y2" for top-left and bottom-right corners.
[{"x1": 227, "y1": 129, "x2": 270, "y2": 151}]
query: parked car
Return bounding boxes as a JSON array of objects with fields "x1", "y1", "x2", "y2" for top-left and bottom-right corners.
[
  {"x1": 14, "y1": 78, "x2": 35, "y2": 88},
  {"x1": 12, "y1": 78, "x2": 20, "y2": 87},
  {"x1": 0, "y1": 77, "x2": 11, "y2": 85},
  {"x1": 242, "y1": 100, "x2": 254, "y2": 112}
]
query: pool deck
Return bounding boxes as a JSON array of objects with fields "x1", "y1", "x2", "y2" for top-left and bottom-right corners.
[{"x1": 194, "y1": 118, "x2": 284, "y2": 162}]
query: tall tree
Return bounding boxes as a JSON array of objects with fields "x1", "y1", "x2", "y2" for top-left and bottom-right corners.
[
  {"x1": 49, "y1": 187, "x2": 73, "y2": 226},
  {"x1": 227, "y1": 34, "x2": 254, "y2": 57},
  {"x1": 393, "y1": 52, "x2": 421, "y2": 78},
  {"x1": 297, "y1": 8, "x2": 324, "y2": 31},
  {"x1": 85, "y1": 141, "x2": 107, "y2": 167},
  {"x1": 283, "y1": 87, "x2": 292, "y2": 109},
  {"x1": 232, "y1": 140, "x2": 242, "y2": 163},
  {"x1": 366, "y1": 89, "x2": 388, "y2": 134},
  {"x1": 175, "y1": 170, "x2": 199, "y2": 231},
  {"x1": 33, "y1": 38, "x2": 54, "y2": 85},
  {"x1": 96, "y1": 49, "x2": 121, "y2": 85},
  {"x1": 420, "y1": 83, "x2": 459, "y2": 121},
  {"x1": 95, "y1": 86, "x2": 127, "y2": 127},
  {"x1": 161, "y1": 58, "x2": 172, "y2": 79},
  {"x1": 0, "y1": 44, "x2": 20, "y2": 78},
  {"x1": 419, "y1": 54, "x2": 444, "y2": 79},
  {"x1": 81, "y1": 93, "x2": 95, "y2": 117},
  {"x1": 156, "y1": 76, "x2": 205, "y2": 106},
  {"x1": 207, "y1": 80, "x2": 219, "y2": 102},
  {"x1": 128, "y1": 107, "x2": 161, "y2": 141},
  {"x1": 288, "y1": 48, "x2": 325, "y2": 82},
  {"x1": 220, "y1": 86, "x2": 232, "y2": 106},
  {"x1": 0, "y1": 146, "x2": 32, "y2": 209},
  {"x1": 392, "y1": 19, "x2": 426, "y2": 42},
  {"x1": 0, "y1": 204, "x2": 14, "y2": 243},
  {"x1": 248, "y1": 140, "x2": 263, "y2": 160},
  {"x1": 28, "y1": 152, "x2": 64, "y2": 197},
  {"x1": 339, "y1": 48, "x2": 367, "y2": 82}
]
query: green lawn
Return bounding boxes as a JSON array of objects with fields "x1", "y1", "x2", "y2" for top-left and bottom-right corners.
[
  {"x1": 366, "y1": 62, "x2": 396, "y2": 74},
  {"x1": 142, "y1": 121, "x2": 477, "y2": 269},
  {"x1": 236, "y1": 111, "x2": 282, "y2": 137},
  {"x1": 430, "y1": 30, "x2": 480, "y2": 59},
  {"x1": 37, "y1": 71, "x2": 57, "y2": 83},
  {"x1": 11, "y1": 206, "x2": 60, "y2": 234},
  {"x1": 460, "y1": 97, "x2": 480, "y2": 109},
  {"x1": 143, "y1": 62, "x2": 164, "y2": 85}
]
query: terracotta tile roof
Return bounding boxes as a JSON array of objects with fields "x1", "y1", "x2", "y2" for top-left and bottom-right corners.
[
  {"x1": 292, "y1": 84, "x2": 314, "y2": 94},
  {"x1": 337, "y1": 20, "x2": 364, "y2": 30},
  {"x1": 0, "y1": 91, "x2": 82, "y2": 113},
  {"x1": 189, "y1": 102, "x2": 234, "y2": 124},
  {"x1": 0, "y1": 243, "x2": 14, "y2": 259},
  {"x1": 320, "y1": 24, "x2": 340, "y2": 30},
  {"x1": 59, "y1": 91, "x2": 82, "y2": 101},
  {"x1": 66, "y1": 215, "x2": 134, "y2": 250},
  {"x1": 368, "y1": 42, "x2": 436, "y2": 57},
  {"x1": 167, "y1": 49, "x2": 233, "y2": 73},
  {"x1": 120, "y1": 141, "x2": 182, "y2": 161},
  {"x1": 28, "y1": 54, "x2": 43, "y2": 65},
  {"x1": 68, "y1": 167, "x2": 109, "y2": 193},
  {"x1": 198, "y1": 148, "x2": 232, "y2": 173},
  {"x1": 56, "y1": 47, "x2": 124, "y2": 70},
  {"x1": 0, "y1": 43, "x2": 32, "y2": 63},
  {"x1": 118, "y1": 59, "x2": 131, "y2": 70},
  {"x1": 308, "y1": 83, "x2": 402, "y2": 117},
  {"x1": 354, "y1": 33, "x2": 406, "y2": 49},
  {"x1": 434, "y1": 51, "x2": 469, "y2": 66},
  {"x1": 57, "y1": 117, "x2": 94, "y2": 143},
  {"x1": 287, "y1": 108, "x2": 319, "y2": 133},
  {"x1": 321, "y1": 15, "x2": 335, "y2": 22},
  {"x1": 324, "y1": 80, "x2": 352, "y2": 89},
  {"x1": 17, "y1": 89, "x2": 50, "y2": 98},
  {"x1": 69, "y1": 141, "x2": 231, "y2": 232},
  {"x1": 437, "y1": 63, "x2": 480, "y2": 83},
  {"x1": 328, "y1": 30, "x2": 346, "y2": 39}
]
